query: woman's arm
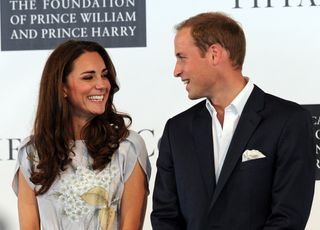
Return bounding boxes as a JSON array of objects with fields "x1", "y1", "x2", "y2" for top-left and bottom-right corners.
[
  {"x1": 120, "y1": 161, "x2": 148, "y2": 230},
  {"x1": 18, "y1": 169, "x2": 40, "y2": 230}
]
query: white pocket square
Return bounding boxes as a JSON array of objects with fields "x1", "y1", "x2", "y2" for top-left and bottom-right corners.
[{"x1": 242, "y1": 149, "x2": 266, "y2": 162}]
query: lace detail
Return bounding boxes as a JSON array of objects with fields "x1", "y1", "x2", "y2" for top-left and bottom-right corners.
[{"x1": 54, "y1": 141, "x2": 120, "y2": 227}]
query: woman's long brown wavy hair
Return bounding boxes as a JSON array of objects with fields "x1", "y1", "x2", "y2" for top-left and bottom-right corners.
[{"x1": 28, "y1": 40, "x2": 131, "y2": 195}]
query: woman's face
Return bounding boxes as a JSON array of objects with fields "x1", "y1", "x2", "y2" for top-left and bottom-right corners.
[{"x1": 63, "y1": 51, "x2": 111, "y2": 124}]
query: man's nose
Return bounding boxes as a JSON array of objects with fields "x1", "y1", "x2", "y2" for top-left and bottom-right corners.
[{"x1": 173, "y1": 62, "x2": 182, "y2": 78}]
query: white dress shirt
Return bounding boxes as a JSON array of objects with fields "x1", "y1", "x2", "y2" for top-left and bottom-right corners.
[{"x1": 206, "y1": 78, "x2": 254, "y2": 182}]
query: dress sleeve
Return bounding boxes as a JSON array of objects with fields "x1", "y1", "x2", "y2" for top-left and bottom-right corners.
[
  {"x1": 120, "y1": 130, "x2": 151, "y2": 184},
  {"x1": 12, "y1": 137, "x2": 36, "y2": 196}
]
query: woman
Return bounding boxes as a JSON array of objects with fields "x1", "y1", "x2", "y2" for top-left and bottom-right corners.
[{"x1": 12, "y1": 40, "x2": 151, "y2": 230}]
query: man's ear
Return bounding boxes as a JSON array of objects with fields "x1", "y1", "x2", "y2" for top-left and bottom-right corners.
[{"x1": 207, "y1": 43, "x2": 223, "y2": 65}]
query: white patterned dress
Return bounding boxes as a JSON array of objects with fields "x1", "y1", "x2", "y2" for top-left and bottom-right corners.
[{"x1": 12, "y1": 131, "x2": 151, "y2": 230}]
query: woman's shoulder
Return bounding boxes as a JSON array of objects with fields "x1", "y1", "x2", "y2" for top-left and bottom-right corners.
[
  {"x1": 125, "y1": 130, "x2": 146, "y2": 148},
  {"x1": 12, "y1": 136, "x2": 36, "y2": 195},
  {"x1": 118, "y1": 130, "x2": 148, "y2": 158},
  {"x1": 118, "y1": 130, "x2": 151, "y2": 182},
  {"x1": 19, "y1": 136, "x2": 32, "y2": 149},
  {"x1": 17, "y1": 136, "x2": 35, "y2": 159}
]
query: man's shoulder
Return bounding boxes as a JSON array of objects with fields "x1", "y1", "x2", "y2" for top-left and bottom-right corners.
[
  {"x1": 264, "y1": 92, "x2": 306, "y2": 113},
  {"x1": 163, "y1": 100, "x2": 207, "y2": 133},
  {"x1": 171, "y1": 100, "x2": 206, "y2": 121},
  {"x1": 251, "y1": 85, "x2": 306, "y2": 114}
]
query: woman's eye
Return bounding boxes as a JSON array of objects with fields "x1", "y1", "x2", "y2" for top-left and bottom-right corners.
[
  {"x1": 82, "y1": 75, "x2": 93, "y2": 80},
  {"x1": 102, "y1": 71, "x2": 109, "y2": 79}
]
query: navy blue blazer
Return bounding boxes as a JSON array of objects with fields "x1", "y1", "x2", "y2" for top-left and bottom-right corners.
[{"x1": 151, "y1": 86, "x2": 315, "y2": 230}]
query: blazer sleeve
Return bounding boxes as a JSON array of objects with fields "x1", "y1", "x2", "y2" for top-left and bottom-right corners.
[
  {"x1": 151, "y1": 120, "x2": 186, "y2": 230},
  {"x1": 263, "y1": 108, "x2": 315, "y2": 229}
]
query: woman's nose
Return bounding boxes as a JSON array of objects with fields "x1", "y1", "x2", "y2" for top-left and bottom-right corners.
[{"x1": 95, "y1": 77, "x2": 108, "y2": 90}]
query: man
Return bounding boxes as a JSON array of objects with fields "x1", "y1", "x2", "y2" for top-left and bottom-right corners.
[{"x1": 151, "y1": 12, "x2": 315, "y2": 230}]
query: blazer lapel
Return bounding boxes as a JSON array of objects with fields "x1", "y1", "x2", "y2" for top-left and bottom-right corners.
[
  {"x1": 192, "y1": 103, "x2": 216, "y2": 199},
  {"x1": 209, "y1": 86, "x2": 265, "y2": 210}
]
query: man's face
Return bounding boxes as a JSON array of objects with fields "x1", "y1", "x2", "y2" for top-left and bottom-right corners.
[{"x1": 174, "y1": 27, "x2": 217, "y2": 100}]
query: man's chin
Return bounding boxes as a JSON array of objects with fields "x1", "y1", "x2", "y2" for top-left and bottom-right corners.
[{"x1": 187, "y1": 94, "x2": 202, "y2": 100}]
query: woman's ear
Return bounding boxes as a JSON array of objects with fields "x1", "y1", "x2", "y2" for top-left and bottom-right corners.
[{"x1": 63, "y1": 86, "x2": 68, "y2": 98}]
